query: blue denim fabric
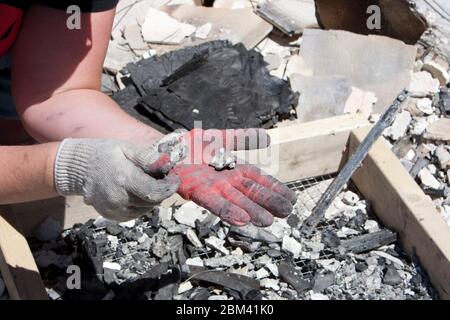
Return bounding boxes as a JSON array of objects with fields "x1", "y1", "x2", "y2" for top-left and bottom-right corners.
[{"x1": 0, "y1": 53, "x2": 19, "y2": 119}]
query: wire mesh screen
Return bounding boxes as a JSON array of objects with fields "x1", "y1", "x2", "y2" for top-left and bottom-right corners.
[{"x1": 89, "y1": 174, "x2": 352, "y2": 281}]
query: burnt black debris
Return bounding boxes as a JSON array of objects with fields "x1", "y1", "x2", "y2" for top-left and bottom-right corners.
[
  {"x1": 28, "y1": 181, "x2": 437, "y2": 300},
  {"x1": 113, "y1": 40, "x2": 298, "y2": 130}
]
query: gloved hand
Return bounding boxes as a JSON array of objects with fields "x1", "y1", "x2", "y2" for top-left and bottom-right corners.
[
  {"x1": 54, "y1": 133, "x2": 186, "y2": 221},
  {"x1": 170, "y1": 128, "x2": 297, "y2": 227}
]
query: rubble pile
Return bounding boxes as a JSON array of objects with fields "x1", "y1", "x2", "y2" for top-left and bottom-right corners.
[
  {"x1": 382, "y1": 28, "x2": 450, "y2": 227},
  {"x1": 29, "y1": 179, "x2": 436, "y2": 300}
]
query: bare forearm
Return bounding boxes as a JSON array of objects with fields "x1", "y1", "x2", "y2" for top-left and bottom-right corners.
[
  {"x1": 18, "y1": 89, "x2": 164, "y2": 146},
  {"x1": 0, "y1": 143, "x2": 59, "y2": 204}
]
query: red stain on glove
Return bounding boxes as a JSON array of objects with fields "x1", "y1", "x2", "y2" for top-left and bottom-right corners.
[{"x1": 171, "y1": 164, "x2": 296, "y2": 227}]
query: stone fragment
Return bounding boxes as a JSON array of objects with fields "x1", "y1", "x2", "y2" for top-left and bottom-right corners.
[
  {"x1": 281, "y1": 236, "x2": 302, "y2": 259},
  {"x1": 342, "y1": 191, "x2": 359, "y2": 206},
  {"x1": 298, "y1": 29, "x2": 416, "y2": 113},
  {"x1": 174, "y1": 202, "x2": 209, "y2": 227},
  {"x1": 171, "y1": 5, "x2": 273, "y2": 49},
  {"x1": 424, "y1": 119, "x2": 450, "y2": 142},
  {"x1": 186, "y1": 257, "x2": 204, "y2": 267},
  {"x1": 289, "y1": 74, "x2": 351, "y2": 123},
  {"x1": 385, "y1": 110, "x2": 411, "y2": 141},
  {"x1": 313, "y1": 271, "x2": 335, "y2": 292},
  {"x1": 186, "y1": 228, "x2": 203, "y2": 248},
  {"x1": 178, "y1": 281, "x2": 193, "y2": 294},
  {"x1": 343, "y1": 87, "x2": 376, "y2": 118},
  {"x1": 265, "y1": 263, "x2": 279, "y2": 277},
  {"x1": 409, "y1": 72, "x2": 440, "y2": 97},
  {"x1": 208, "y1": 295, "x2": 229, "y2": 300},
  {"x1": 103, "y1": 261, "x2": 121, "y2": 271},
  {"x1": 142, "y1": 7, "x2": 196, "y2": 44},
  {"x1": 255, "y1": 268, "x2": 270, "y2": 280},
  {"x1": 309, "y1": 291, "x2": 329, "y2": 300},
  {"x1": 415, "y1": 98, "x2": 434, "y2": 115},
  {"x1": 119, "y1": 219, "x2": 135, "y2": 228},
  {"x1": 195, "y1": 23, "x2": 213, "y2": 40},
  {"x1": 409, "y1": 117, "x2": 429, "y2": 136},
  {"x1": 383, "y1": 265, "x2": 403, "y2": 286},
  {"x1": 157, "y1": 207, "x2": 173, "y2": 222},
  {"x1": 364, "y1": 220, "x2": 380, "y2": 233},
  {"x1": 435, "y1": 145, "x2": 450, "y2": 169},
  {"x1": 419, "y1": 168, "x2": 442, "y2": 190},
  {"x1": 204, "y1": 255, "x2": 244, "y2": 268},
  {"x1": 205, "y1": 236, "x2": 229, "y2": 255},
  {"x1": 422, "y1": 60, "x2": 450, "y2": 85},
  {"x1": 261, "y1": 278, "x2": 280, "y2": 291}
]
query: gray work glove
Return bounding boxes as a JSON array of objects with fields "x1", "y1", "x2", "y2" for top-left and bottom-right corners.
[{"x1": 54, "y1": 133, "x2": 187, "y2": 221}]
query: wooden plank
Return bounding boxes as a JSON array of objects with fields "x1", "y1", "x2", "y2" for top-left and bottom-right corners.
[
  {"x1": 10, "y1": 114, "x2": 370, "y2": 235},
  {"x1": 237, "y1": 114, "x2": 371, "y2": 182},
  {"x1": 0, "y1": 210, "x2": 48, "y2": 300},
  {"x1": 349, "y1": 127, "x2": 450, "y2": 300},
  {"x1": 9, "y1": 196, "x2": 100, "y2": 237}
]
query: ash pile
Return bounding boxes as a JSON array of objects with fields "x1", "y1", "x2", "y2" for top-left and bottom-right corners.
[{"x1": 30, "y1": 177, "x2": 436, "y2": 300}]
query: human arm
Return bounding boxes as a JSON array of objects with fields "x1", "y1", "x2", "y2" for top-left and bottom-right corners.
[
  {"x1": 11, "y1": 4, "x2": 162, "y2": 146},
  {"x1": 0, "y1": 143, "x2": 59, "y2": 204}
]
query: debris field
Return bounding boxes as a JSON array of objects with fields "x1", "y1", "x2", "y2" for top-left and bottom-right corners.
[
  {"x1": 1, "y1": 0, "x2": 449, "y2": 301},
  {"x1": 28, "y1": 177, "x2": 436, "y2": 300}
]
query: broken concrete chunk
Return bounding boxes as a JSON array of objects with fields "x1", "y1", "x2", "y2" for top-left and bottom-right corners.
[
  {"x1": 364, "y1": 220, "x2": 380, "y2": 233},
  {"x1": 119, "y1": 219, "x2": 136, "y2": 228},
  {"x1": 204, "y1": 255, "x2": 244, "y2": 268},
  {"x1": 343, "y1": 87, "x2": 376, "y2": 119},
  {"x1": 157, "y1": 207, "x2": 173, "y2": 222},
  {"x1": 124, "y1": 24, "x2": 150, "y2": 56},
  {"x1": 34, "y1": 216, "x2": 62, "y2": 242},
  {"x1": 416, "y1": 98, "x2": 434, "y2": 115},
  {"x1": 419, "y1": 168, "x2": 442, "y2": 190},
  {"x1": 173, "y1": 202, "x2": 208, "y2": 227},
  {"x1": 261, "y1": 278, "x2": 280, "y2": 291},
  {"x1": 422, "y1": 60, "x2": 450, "y2": 85},
  {"x1": 178, "y1": 281, "x2": 193, "y2": 294},
  {"x1": 385, "y1": 110, "x2": 411, "y2": 141},
  {"x1": 289, "y1": 74, "x2": 352, "y2": 123},
  {"x1": 298, "y1": 29, "x2": 416, "y2": 113},
  {"x1": 424, "y1": 119, "x2": 450, "y2": 142},
  {"x1": 103, "y1": 261, "x2": 121, "y2": 271},
  {"x1": 435, "y1": 146, "x2": 450, "y2": 170},
  {"x1": 281, "y1": 236, "x2": 302, "y2": 259},
  {"x1": 186, "y1": 257, "x2": 204, "y2": 267},
  {"x1": 309, "y1": 291, "x2": 329, "y2": 300},
  {"x1": 186, "y1": 228, "x2": 203, "y2": 248},
  {"x1": 171, "y1": 5, "x2": 273, "y2": 49},
  {"x1": 213, "y1": 0, "x2": 252, "y2": 9},
  {"x1": 255, "y1": 268, "x2": 270, "y2": 280},
  {"x1": 256, "y1": 0, "x2": 319, "y2": 36},
  {"x1": 104, "y1": 40, "x2": 136, "y2": 74},
  {"x1": 195, "y1": 23, "x2": 213, "y2": 40},
  {"x1": 409, "y1": 117, "x2": 429, "y2": 136},
  {"x1": 383, "y1": 265, "x2": 403, "y2": 286},
  {"x1": 141, "y1": 7, "x2": 196, "y2": 44},
  {"x1": 205, "y1": 236, "x2": 229, "y2": 255},
  {"x1": 409, "y1": 72, "x2": 440, "y2": 98}
]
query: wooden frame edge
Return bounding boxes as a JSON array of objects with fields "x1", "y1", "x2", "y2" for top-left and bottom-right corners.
[
  {"x1": 349, "y1": 127, "x2": 450, "y2": 300},
  {"x1": 0, "y1": 209, "x2": 48, "y2": 300}
]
